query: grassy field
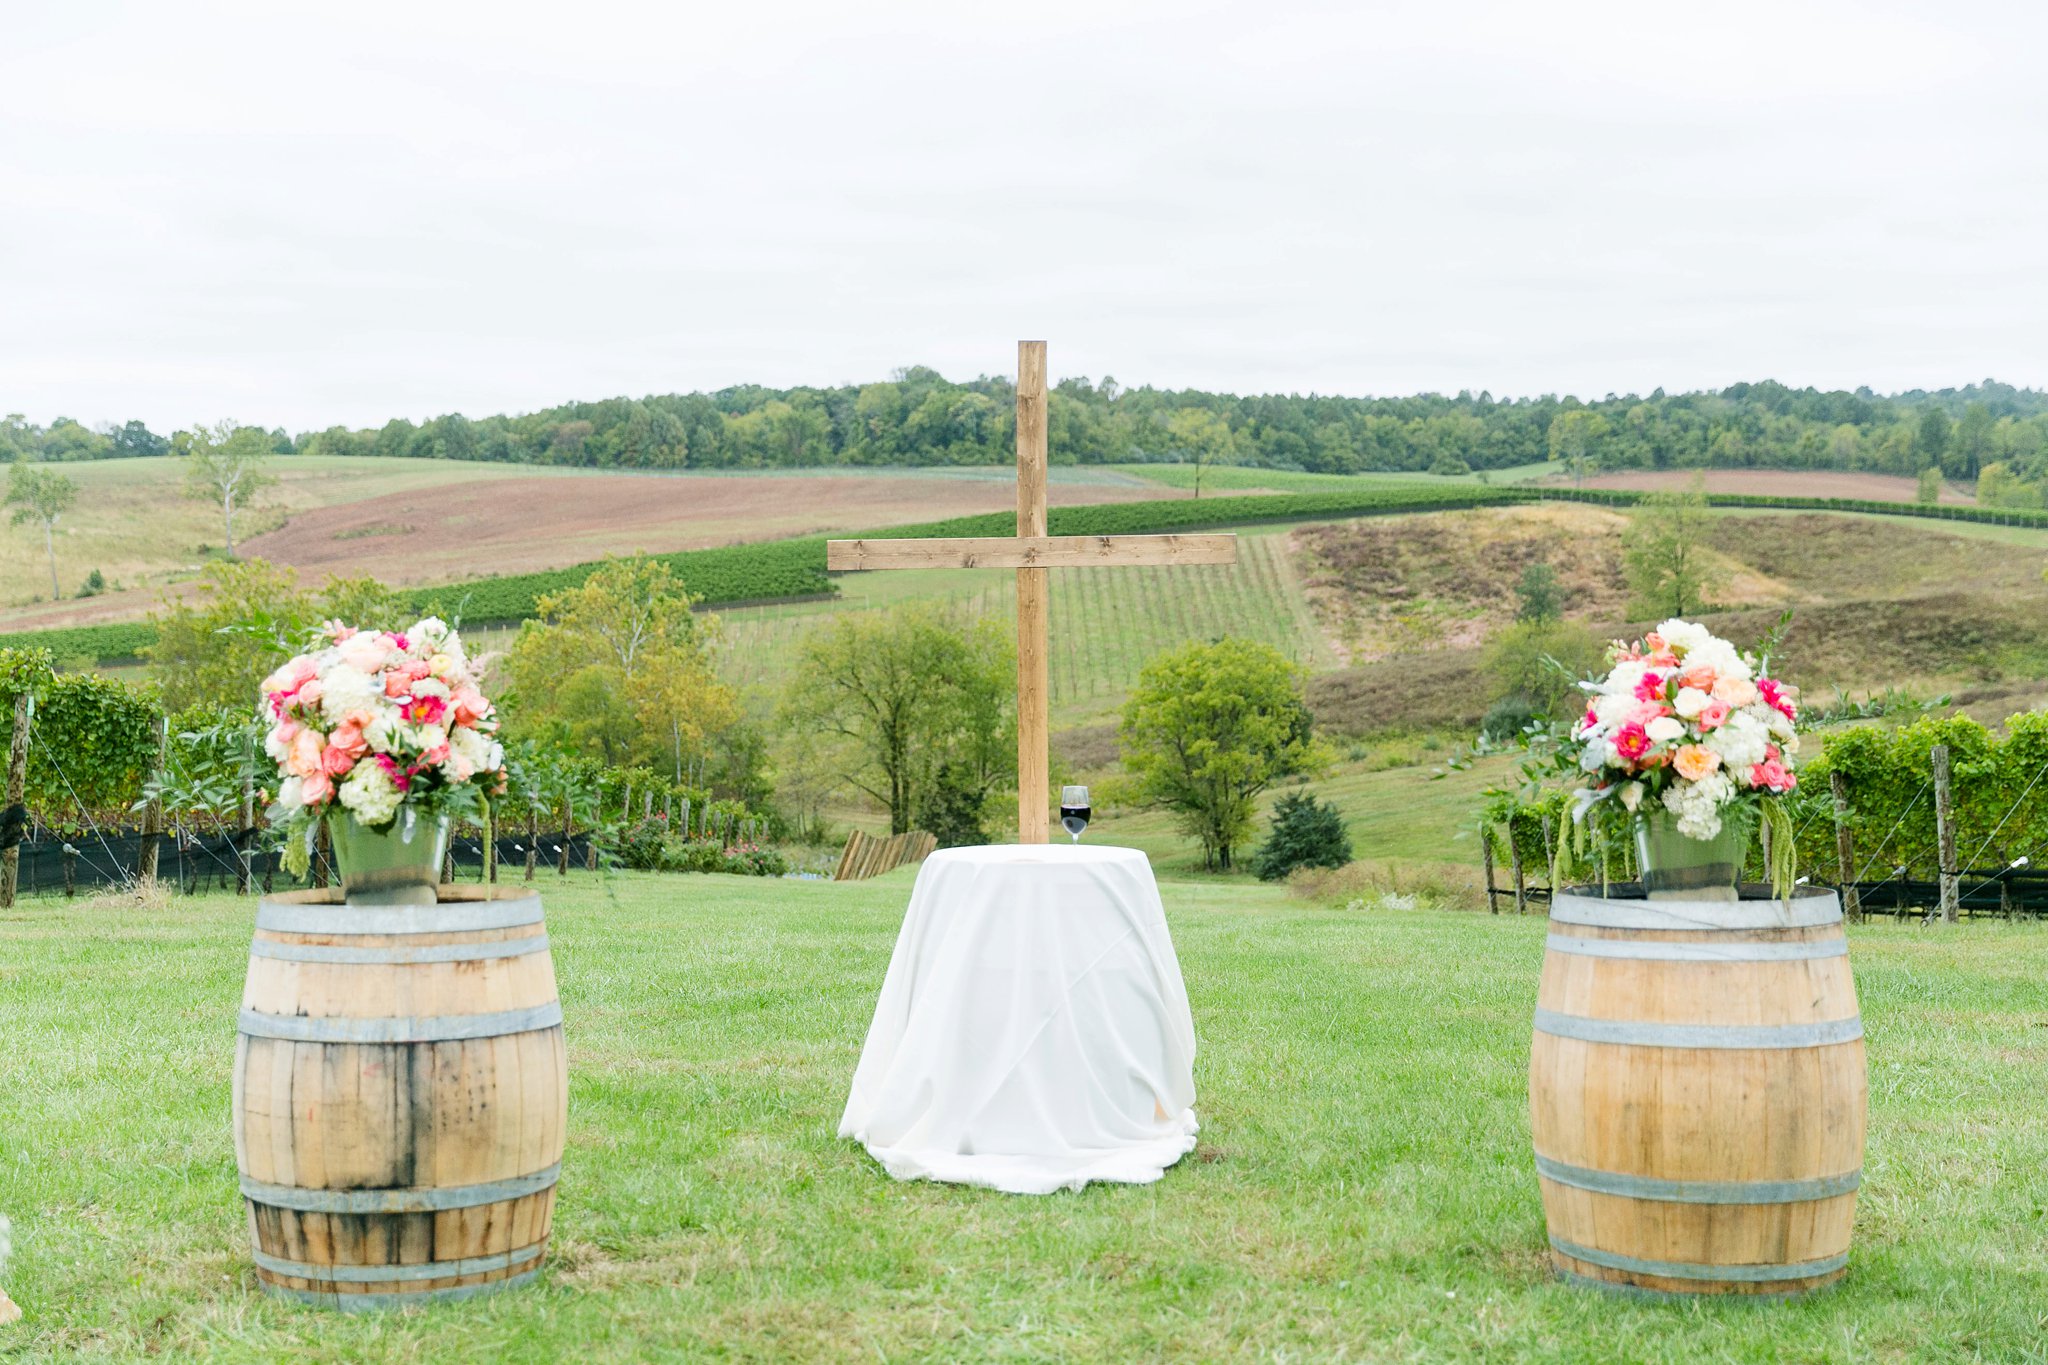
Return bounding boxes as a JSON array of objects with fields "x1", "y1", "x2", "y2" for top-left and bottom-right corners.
[{"x1": 3, "y1": 873, "x2": 2045, "y2": 1362}]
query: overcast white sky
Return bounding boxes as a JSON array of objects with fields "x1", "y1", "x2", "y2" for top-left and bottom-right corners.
[{"x1": 3, "y1": 0, "x2": 2044, "y2": 432}]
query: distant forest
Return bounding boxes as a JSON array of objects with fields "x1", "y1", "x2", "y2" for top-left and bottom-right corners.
[{"x1": 9, "y1": 373, "x2": 2048, "y2": 500}]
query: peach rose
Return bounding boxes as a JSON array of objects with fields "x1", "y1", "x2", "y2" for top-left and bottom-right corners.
[
  {"x1": 321, "y1": 744, "x2": 355, "y2": 778},
  {"x1": 450, "y1": 687, "x2": 490, "y2": 727},
  {"x1": 1673, "y1": 745, "x2": 1721, "y2": 781},
  {"x1": 330, "y1": 720, "x2": 369, "y2": 760},
  {"x1": 1680, "y1": 663, "x2": 1718, "y2": 693},
  {"x1": 301, "y1": 770, "x2": 333, "y2": 804},
  {"x1": 1712, "y1": 675, "x2": 1759, "y2": 708},
  {"x1": 288, "y1": 727, "x2": 326, "y2": 779}
]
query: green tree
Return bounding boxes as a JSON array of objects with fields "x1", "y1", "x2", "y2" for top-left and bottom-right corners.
[
  {"x1": 1915, "y1": 406, "x2": 1952, "y2": 472},
  {"x1": 6, "y1": 461, "x2": 78, "y2": 599},
  {"x1": 1514, "y1": 562, "x2": 1563, "y2": 624},
  {"x1": 779, "y1": 605, "x2": 1015, "y2": 834},
  {"x1": 179, "y1": 419, "x2": 275, "y2": 556},
  {"x1": 1167, "y1": 408, "x2": 1235, "y2": 499},
  {"x1": 1480, "y1": 619, "x2": 1604, "y2": 716},
  {"x1": 145, "y1": 559, "x2": 408, "y2": 711},
  {"x1": 1547, "y1": 410, "x2": 1611, "y2": 484},
  {"x1": 1119, "y1": 637, "x2": 1322, "y2": 871},
  {"x1": 1916, "y1": 465, "x2": 1942, "y2": 505},
  {"x1": 1622, "y1": 482, "x2": 1715, "y2": 618},
  {"x1": 1250, "y1": 790, "x2": 1353, "y2": 881},
  {"x1": 503, "y1": 556, "x2": 740, "y2": 775}
]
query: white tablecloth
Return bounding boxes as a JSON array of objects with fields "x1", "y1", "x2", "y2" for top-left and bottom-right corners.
[{"x1": 837, "y1": 844, "x2": 1200, "y2": 1195}]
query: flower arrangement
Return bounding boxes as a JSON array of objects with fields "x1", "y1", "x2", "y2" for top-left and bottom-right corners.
[
  {"x1": 1552, "y1": 618, "x2": 1801, "y2": 890},
  {"x1": 260, "y1": 617, "x2": 504, "y2": 874}
]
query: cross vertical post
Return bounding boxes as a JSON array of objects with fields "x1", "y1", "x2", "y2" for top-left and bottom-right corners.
[{"x1": 1014, "y1": 340, "x2": 1051, "y2": 843}]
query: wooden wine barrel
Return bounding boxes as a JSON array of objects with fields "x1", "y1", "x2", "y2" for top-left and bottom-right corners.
[
  {"x1": 1529, "y1": 888, "x2": 1866, "y2": 1298},
  {"x1": 232, "y1": 886, "x2": 567, "y2": 1310}
]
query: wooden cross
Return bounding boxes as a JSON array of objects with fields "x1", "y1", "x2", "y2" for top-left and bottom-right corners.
[{"x1": 827, "y1": 341, "x2": 1239, "y2": 843}]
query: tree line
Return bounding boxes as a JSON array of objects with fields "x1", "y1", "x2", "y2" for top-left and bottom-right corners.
[{"x1": 8, "y1": 373, "x2": 2047, "y2": 480}]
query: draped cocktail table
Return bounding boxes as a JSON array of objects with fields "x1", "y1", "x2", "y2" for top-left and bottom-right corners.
[{"x1": 838, "y1": 844, "x2": 1199, "y2": 1195}]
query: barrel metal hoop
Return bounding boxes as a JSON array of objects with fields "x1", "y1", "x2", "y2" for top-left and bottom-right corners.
[
  {"x1": 255, "y1": 896, "x2": 543, "y2": 937},
  {"x1": 1552, "y1": 1266, "x2": 1837, "y2": 1301},
  {"x1": 1532, "y1": 1008, "x2": 1864, "y2": 1050},
  {"x1": 252, "y1": 1239, "x2": 545, "y2": 1285},
  {"x1": 238, "y1": 1001, "x2": 564, "y2": 1044},
  {"x1": 249, "y1": 935, "x2": 550, "y2": 966},
  {"x1": 1535, "y1": 1155, "x2": 1862, "y2": 1204},
  {"x1": 257, "y1": 1264, "x2": 541, "y2": 1310},
  {"x1": 1549, "y1": 895, "x2": 1841, "y2": 932},
  {"x1": 241, "y1": 1162, "x2": 561, "y2": 1214},
  {"x1": 1549, "y1": 1236, "x2": 1849, "y2": 1284},
  {"x1": 1544, "y1": 934, "x2": 1848, "y2": 963}
]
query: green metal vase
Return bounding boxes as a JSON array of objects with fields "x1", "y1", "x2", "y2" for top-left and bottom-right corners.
[
  {"x1": 1633, "y1": 806, "x2": 1752, "y2": 902},
  {"x1": 329, "y1": 811, "x2": 449, "y2": 906}
]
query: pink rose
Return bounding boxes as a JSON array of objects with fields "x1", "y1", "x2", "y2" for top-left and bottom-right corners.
[
  {"x1": 275, "y1": 717, "x2": 302, "y2": 745},
  {"x1": 1696, "y1": 700, "x2": 1731, "y2": 731},
  {"x1": 342, "y1": 637, "x2": 389, "y2": 674},
  {"x1": 384, "y1": 671, "x2": 411, "y2": 699},
  {"x1": 320, "y1": 744, "x2": 355, "y2": 778},
  {"x1": 1679, "y1": 663, "x2": 1717, "y2": 693},
  {"x1": 1758, "y1": 677, "x2": 1797, "y2": 721},
  {"x1": 421, "y1": 743, "x2": 452, "y2": 768},
  {"x1": 297, "y1": 678, "x2": 325, "y2": 708},
  {"x1": 301, "y1": 771, "x2": 333, "y2": 804},
  {"x1": 330, "y1": 720, "x2": 369, "y2": 760}
]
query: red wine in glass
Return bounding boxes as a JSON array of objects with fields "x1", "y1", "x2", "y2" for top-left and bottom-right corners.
[{"x1": 1060, "y1": 785, "x2": 1091, "y2": 843}]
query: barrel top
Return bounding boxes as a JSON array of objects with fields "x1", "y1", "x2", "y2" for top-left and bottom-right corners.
[
  {"x1": 1550, "y1": 887, "x2": 1842, "y2": 931},
  {"x1": 260, "y1": 885, "x2": 538, "y2": 908}
]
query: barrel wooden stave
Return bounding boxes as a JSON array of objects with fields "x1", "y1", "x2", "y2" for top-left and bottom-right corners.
[
  {"x1": 1529, "y1": 890, "x2": 1867, "y2": 1298},
  {"x1": 232, "y1": 888, "x2": 567, "y2": 1309}
]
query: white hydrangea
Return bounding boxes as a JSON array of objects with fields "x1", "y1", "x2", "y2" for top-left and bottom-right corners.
[
  {"x1": 320, "y1": 666, "x2": 383, "y2": 724},
  {"x1": 338, "y1": 762, "x2": 402, "y2": 827},
  {"x1": 1705, "y1": 710, "x2": 1770, "y2": 773},
  {"x1": 1656, "y1": 619, "x2": 1712, "y2": 654},
  {"x1": 1664, "y1": 769, "x2": 1734, "y2": 839},
  {"x1": 410, "y1": 617, "x2": 455, "y2": 653}
]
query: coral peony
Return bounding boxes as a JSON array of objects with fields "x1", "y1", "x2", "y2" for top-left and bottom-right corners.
[{"x1": 1673, "y1": 745, "x2": 1721, "y2": 781}]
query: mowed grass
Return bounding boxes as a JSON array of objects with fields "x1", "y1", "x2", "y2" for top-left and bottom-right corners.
[
  {"x1": 3, "y1": 873, "x2": 2046, "y2": 1362},
  {"x1": 717, "y1": 525, "x2": 1336, "y2": 724}
]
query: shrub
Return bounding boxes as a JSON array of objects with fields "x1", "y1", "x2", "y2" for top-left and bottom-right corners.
[
  {"x1": 1251, "y1": 791, "x2": 1353, "y2": 881},
  {"x1": 614, "y1": 814, "x2": 674, "y2": 870},
  {"x1": 1481, "y1": 695, "x2": 1543, "y2": 743}
]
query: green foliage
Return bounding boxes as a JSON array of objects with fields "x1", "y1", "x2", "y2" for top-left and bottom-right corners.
[
  {"x1": 144, "y1": 560, "x2": 409, "y2": 712},
  {"x1": 1480, "y1": 695, "x2": 1543, "y2": 743},
  {"x1": 1479, "y1": 619, "x2": 1603, "y2": 717},
  {"x1": 0, "y1": 649, "x2": 162, "y2": 833},
  {"x1": 502, "y1": 556, "x2": 740, "y2": 777},
  {"x1": 1623, "y1": 483, "x2": 1715, "y2": 617},
  {"x1": 914, "y1": 761, "x2": 991, "y2": 849},
  {"x1": 779, "y1": 605, "x2": 1015, "y2": 835},
  {"x1": 76, "y1": 568, "x2": 107, "y2": 599},
  {"x1": 1119, "y1": 637, "x2": 1323, "y2": 871},
  {"x1": 1513, "y1": 562, "x2": 1562, "y2": 624},
  {"x1": 1250, "y1": 790, "x2": 1353, "y2": 881},
  {"x1": 1916, "y1": 465, "x2": 1942, "y2": 504}
]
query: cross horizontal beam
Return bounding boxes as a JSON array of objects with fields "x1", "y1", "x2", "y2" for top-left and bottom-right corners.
[{"x1": 826, "y1": 533, "x2": 1238, "y2": 572}]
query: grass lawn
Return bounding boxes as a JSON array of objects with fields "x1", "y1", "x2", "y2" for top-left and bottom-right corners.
[{"x1": 4, "y1": 872, "x2": 2046, "y2": 1362}]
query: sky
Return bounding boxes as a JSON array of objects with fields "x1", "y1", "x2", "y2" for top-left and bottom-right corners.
[{"x1": 3, "y1": 0, "x2": 2045, "y2": 433}]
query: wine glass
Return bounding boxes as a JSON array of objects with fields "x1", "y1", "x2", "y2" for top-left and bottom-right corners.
[{"x1": 1059, "y1": 785, "x2": 1091, "y2": 844}]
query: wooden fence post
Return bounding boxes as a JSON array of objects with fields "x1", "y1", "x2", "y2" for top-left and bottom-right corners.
[
  {"x1": 1932, "y1": 743, "x2": 1959, "y2": 922},
  {"x1": 1830, "y1": 770, "x2": 1860, "y2": 923},
  {"x1": 138, "y1": 714, "x2": 168, "y2": 884},
  {"x1": 557, "y1": 799, "x2": 571, "y2": 877},
  {"x1": 485, "y1": 806, "x2": 498, "y2": 885},
  {"x1": 525, "y1": 810, "x2": 539, "y2": 883},
  {"x1": 1482, "y1": 824, "x2": 1498, "y2": 914},
  {"x1": 1509, "y1": 822, "x2": 1527, "y2": 916},
  {"x1": 1, "y1": 693, "x2": 30, "y2": 909},
  {"x1": 237, "y1": 741, "x2": 255, "y2": 896},
  {"x1": 1540, "y1": 813, "x2": 1556, "y2": 898}
]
